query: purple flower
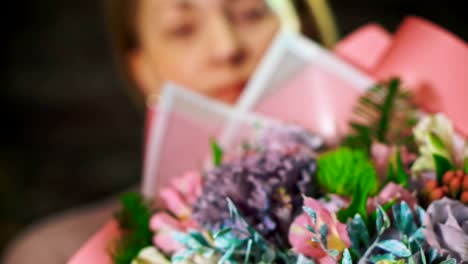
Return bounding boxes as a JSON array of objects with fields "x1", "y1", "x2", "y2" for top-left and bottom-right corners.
[
  {"x1": 424, "y1": 198, "x2": 468, "y2": 261},
  {"x1": 192, "y1": 126, "x2": 320, "y2": 246}
]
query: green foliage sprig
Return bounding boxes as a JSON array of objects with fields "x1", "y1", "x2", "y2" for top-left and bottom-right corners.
[
  {"x1": 172, "y1": 198, "x2": 299, "y2": 264},
  {"x1": 301, "y1": 206, "x2": 341, "y2": 261},
  {"x1": 211, "y1": 139, "x2": 224, "y2": 167},
  {"x1": 318, "y1": 148, "x2": 379, "y2": 225},
  {"x1": 386, "y1": 149, "x2": 411, "y2": 188},
  {"x1": 112, "y1": 192, "x2": 154, "y2": 264},
  {"x1": 342, "y1": 78, "x2": 417, "y2": 155},
  {"x1": 318, "y1": 147, "x2": 379, "y2": 197},
  {"x1": 343, "y1": 202, "x2": 455, "y2": 264}
]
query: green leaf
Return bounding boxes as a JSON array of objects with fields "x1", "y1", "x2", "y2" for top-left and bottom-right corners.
[
  {"x1": 369, "y1": 253, "x2": 396, "y2": 262},
  {"x1": 261, "y1": 247, "x2": 276, "y2": 262},
  {"x1": 244, "y1": 239, "x2": 253, "y2": 264},
  {"x1": 211, "y1": 139, "x2": 224, "y2": 166},
  {"x1": 392, "y1": 201, "x2": 417, "y2": 236},
  {"x1": 218, "y1": 245, "x2": 236, "y2": 263},
  {"x1": 188, "y1": 232, "x2": 211, "y2": 247},
  {"x1": 214, "y1": 228, "x2": 232, "y2": 239},
  {"x1": 377, "y1": 78, "x2": 399, "y2": 142},
  {"x1": 428, "y1": 132, "x2": 446, "y2": 152},
  {"x1": 341, "y1": 249, "x2": 353, "y2": 264},
  {"x1": 427, "y1": 249, "x2": 440, "y2": 264},
  {"x1": 320, "y1": 224, "x2": 329, "y2": 247},
  {"x1": 409, "y1": 228, "x2": 426, "y2": 251},
  {"x1": 326, "y1": 249, "x2": 339, "y2": 258},
  {"x1": 376, "y1": 205, "x2": 391, "y2": 235},
  {"x1": 318, "y1": 148, "x2": 378, "y2": 197},
  {"x1": 346, "y1": 214, "x2": 370, "y2": 257},
  {"x1": 376, "y1": 240, "x2": 412, "y2": 257},
  {"x1": 175, "y1": 232, "x2": 205, "y2": 249},
  {"x1": 112, "y1": 192, "x2": 154, "y2": 264},
  {"x1": 226, "y1": 198, "x2": 241, "y2": 222},
  {"x1": 433, "y1": 154, "x2": 453, "y2": 186},
  {"x1": 342, "y1": 78, "x2": 416, "y2": 154},
  {"x1": 416, "y1": 206, "x2": 426, "y2": 226},
  {"x1": 303, "y1": 206, "x2": 317, "y2": 226},
  {"x1": 305, "y1": 224, "x2": 317, "y2": 234},
  {"x1": 420, "y1": 248, "x2": 427, "y2": 264},
  {"x1": 369, "y1": 199, "x2": 395, "y2": 235},
  {"x1": 297, "y1": 254, "x2": 315, "y2": 264},
  {"x1": 395, "y1": 150, "x2": 410, "y2": 188},
  {"x1": 337, "y1": 183, "x2": 370, "y2": 224},
  {"x1": 464, "y1": 157, "x2": 468, "y2": 175},
  {"x1": 387, "y1": 163, "x2": 396, "y2": 184},
  {"x1": 439, "y1": 258, "x2": 457, "y2": 264},
  {"x1": 386, "y1": 150, "x2": 410, "y2": 188}
]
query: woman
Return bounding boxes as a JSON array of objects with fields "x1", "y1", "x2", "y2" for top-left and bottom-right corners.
[{"x1": 2, "y1": 0, "x2": 338, "y2": 263}]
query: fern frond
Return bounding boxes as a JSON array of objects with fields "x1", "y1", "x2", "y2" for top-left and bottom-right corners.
[{"x1": 342, "y1": 78, "x2": 417, "y2": 155}]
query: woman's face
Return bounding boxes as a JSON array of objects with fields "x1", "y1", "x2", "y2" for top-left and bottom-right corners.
[{"x1": 131, "y1": 0, "x2": 279, "y2": 104}]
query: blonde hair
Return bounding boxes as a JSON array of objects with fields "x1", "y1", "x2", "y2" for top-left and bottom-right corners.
[{"x1": 268, "y1": 0, "x2": 339, "y2": 48}]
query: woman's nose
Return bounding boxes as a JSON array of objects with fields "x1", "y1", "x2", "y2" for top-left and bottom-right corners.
[{"x1": 206, "y1": 14, "x2": 245, "y2": 66}]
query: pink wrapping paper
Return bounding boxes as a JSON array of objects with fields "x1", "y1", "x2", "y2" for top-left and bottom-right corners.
[
  {"x1": 335, "y1": 16, "x2": 468, "y2": 136},
  {"x1": 254, "y1": 66, "x2": 361, "y2": 141},
  {"x1": 334, "y1": 23, "x2": 392, "y2": 73},
  {"x1": 67, "y1": 221, "x2": 119, "y2": 264},
  {"x1": 145, "y1": 107, "x2": 221, "y2": 201}
]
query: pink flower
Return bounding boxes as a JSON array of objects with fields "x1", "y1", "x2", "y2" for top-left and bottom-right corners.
[
  {"x1": 371, "y1": 143, "x2": 417, "y2": 181},
  {"x1": 289, "y1": 197, "x2": 350, "y2": 263},
  {"x1": 150, "y1": 171, "x2": 202, "y2": 254},
  {"x1": 367, "y1": 183, "x2": 417, "y2": 214}
]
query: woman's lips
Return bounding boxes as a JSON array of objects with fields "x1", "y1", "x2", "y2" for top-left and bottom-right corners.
[{"x1": 212, "y1": 80, "x2": 248, "y2": 104}]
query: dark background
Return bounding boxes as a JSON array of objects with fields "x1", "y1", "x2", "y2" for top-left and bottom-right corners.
[{"x1": 1, "y1": 0, "x2": 467, "y2": 255}]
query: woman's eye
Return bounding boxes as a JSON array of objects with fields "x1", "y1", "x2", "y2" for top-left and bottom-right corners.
[
  {"x1": 168, "y1": 24, "x2": 196, "y2": 39},
  {"x1": 234, "y1": 6, "x2": 268, "y2": 24}
]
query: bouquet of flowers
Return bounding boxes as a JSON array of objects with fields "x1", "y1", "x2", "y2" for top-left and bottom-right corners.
[
  {"x1": 113, "y1": 78, "x2": 468, "y2": 264},
  {"x1": 69, "y1": 16, "x2": 468, "y2": 264}
]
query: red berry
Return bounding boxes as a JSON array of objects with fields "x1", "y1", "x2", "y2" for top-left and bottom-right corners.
[
  {"x1": 450, "y1": 178, "x2": 461, "y2": 192},
  {"x1": 461, "y1": 192, "x2": 468, "y2": 204},
  {"x1": 450, "y1": 178, "x2": 462, "y2": 195},
  {"x1": 429, "y1": 188, "x2": 444, "y2": 201},
  {"x1": 425, "y1": 180, "x2": 438, "y2": 191},
  {"x1": 441, "y1": 186, "x2": 449, "y2": 194},
  {"x1": 443, "y1": 171, "x2": 455, "y2": 185},
  {"x1": 463, "y1": 175, "x2": 468, "y2": 190},
  {"x1": 456, "y1": 170, "x2": 465, "y2": 179}
]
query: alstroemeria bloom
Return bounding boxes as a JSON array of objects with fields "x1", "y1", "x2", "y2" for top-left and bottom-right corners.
[
  {"x1": 150, "y1": 171, "x2": 202, "y2": 253},
  {"x1": 289, "y1": 197, "x2": 350, "y2": 263}
]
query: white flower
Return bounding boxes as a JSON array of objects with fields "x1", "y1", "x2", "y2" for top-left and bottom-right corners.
[
  {"x1": 414, "y1": 113, "x2": 455, "y2": 152},
  {"x1": 131, "y1": 247, "x2": 170, "y2": 264},
  {"x1": 412, "y1": 114, "x2": 455, "y2": 172},
  {"x1": 172, "y1": 250, "x2": 221, "y2": 264}
]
